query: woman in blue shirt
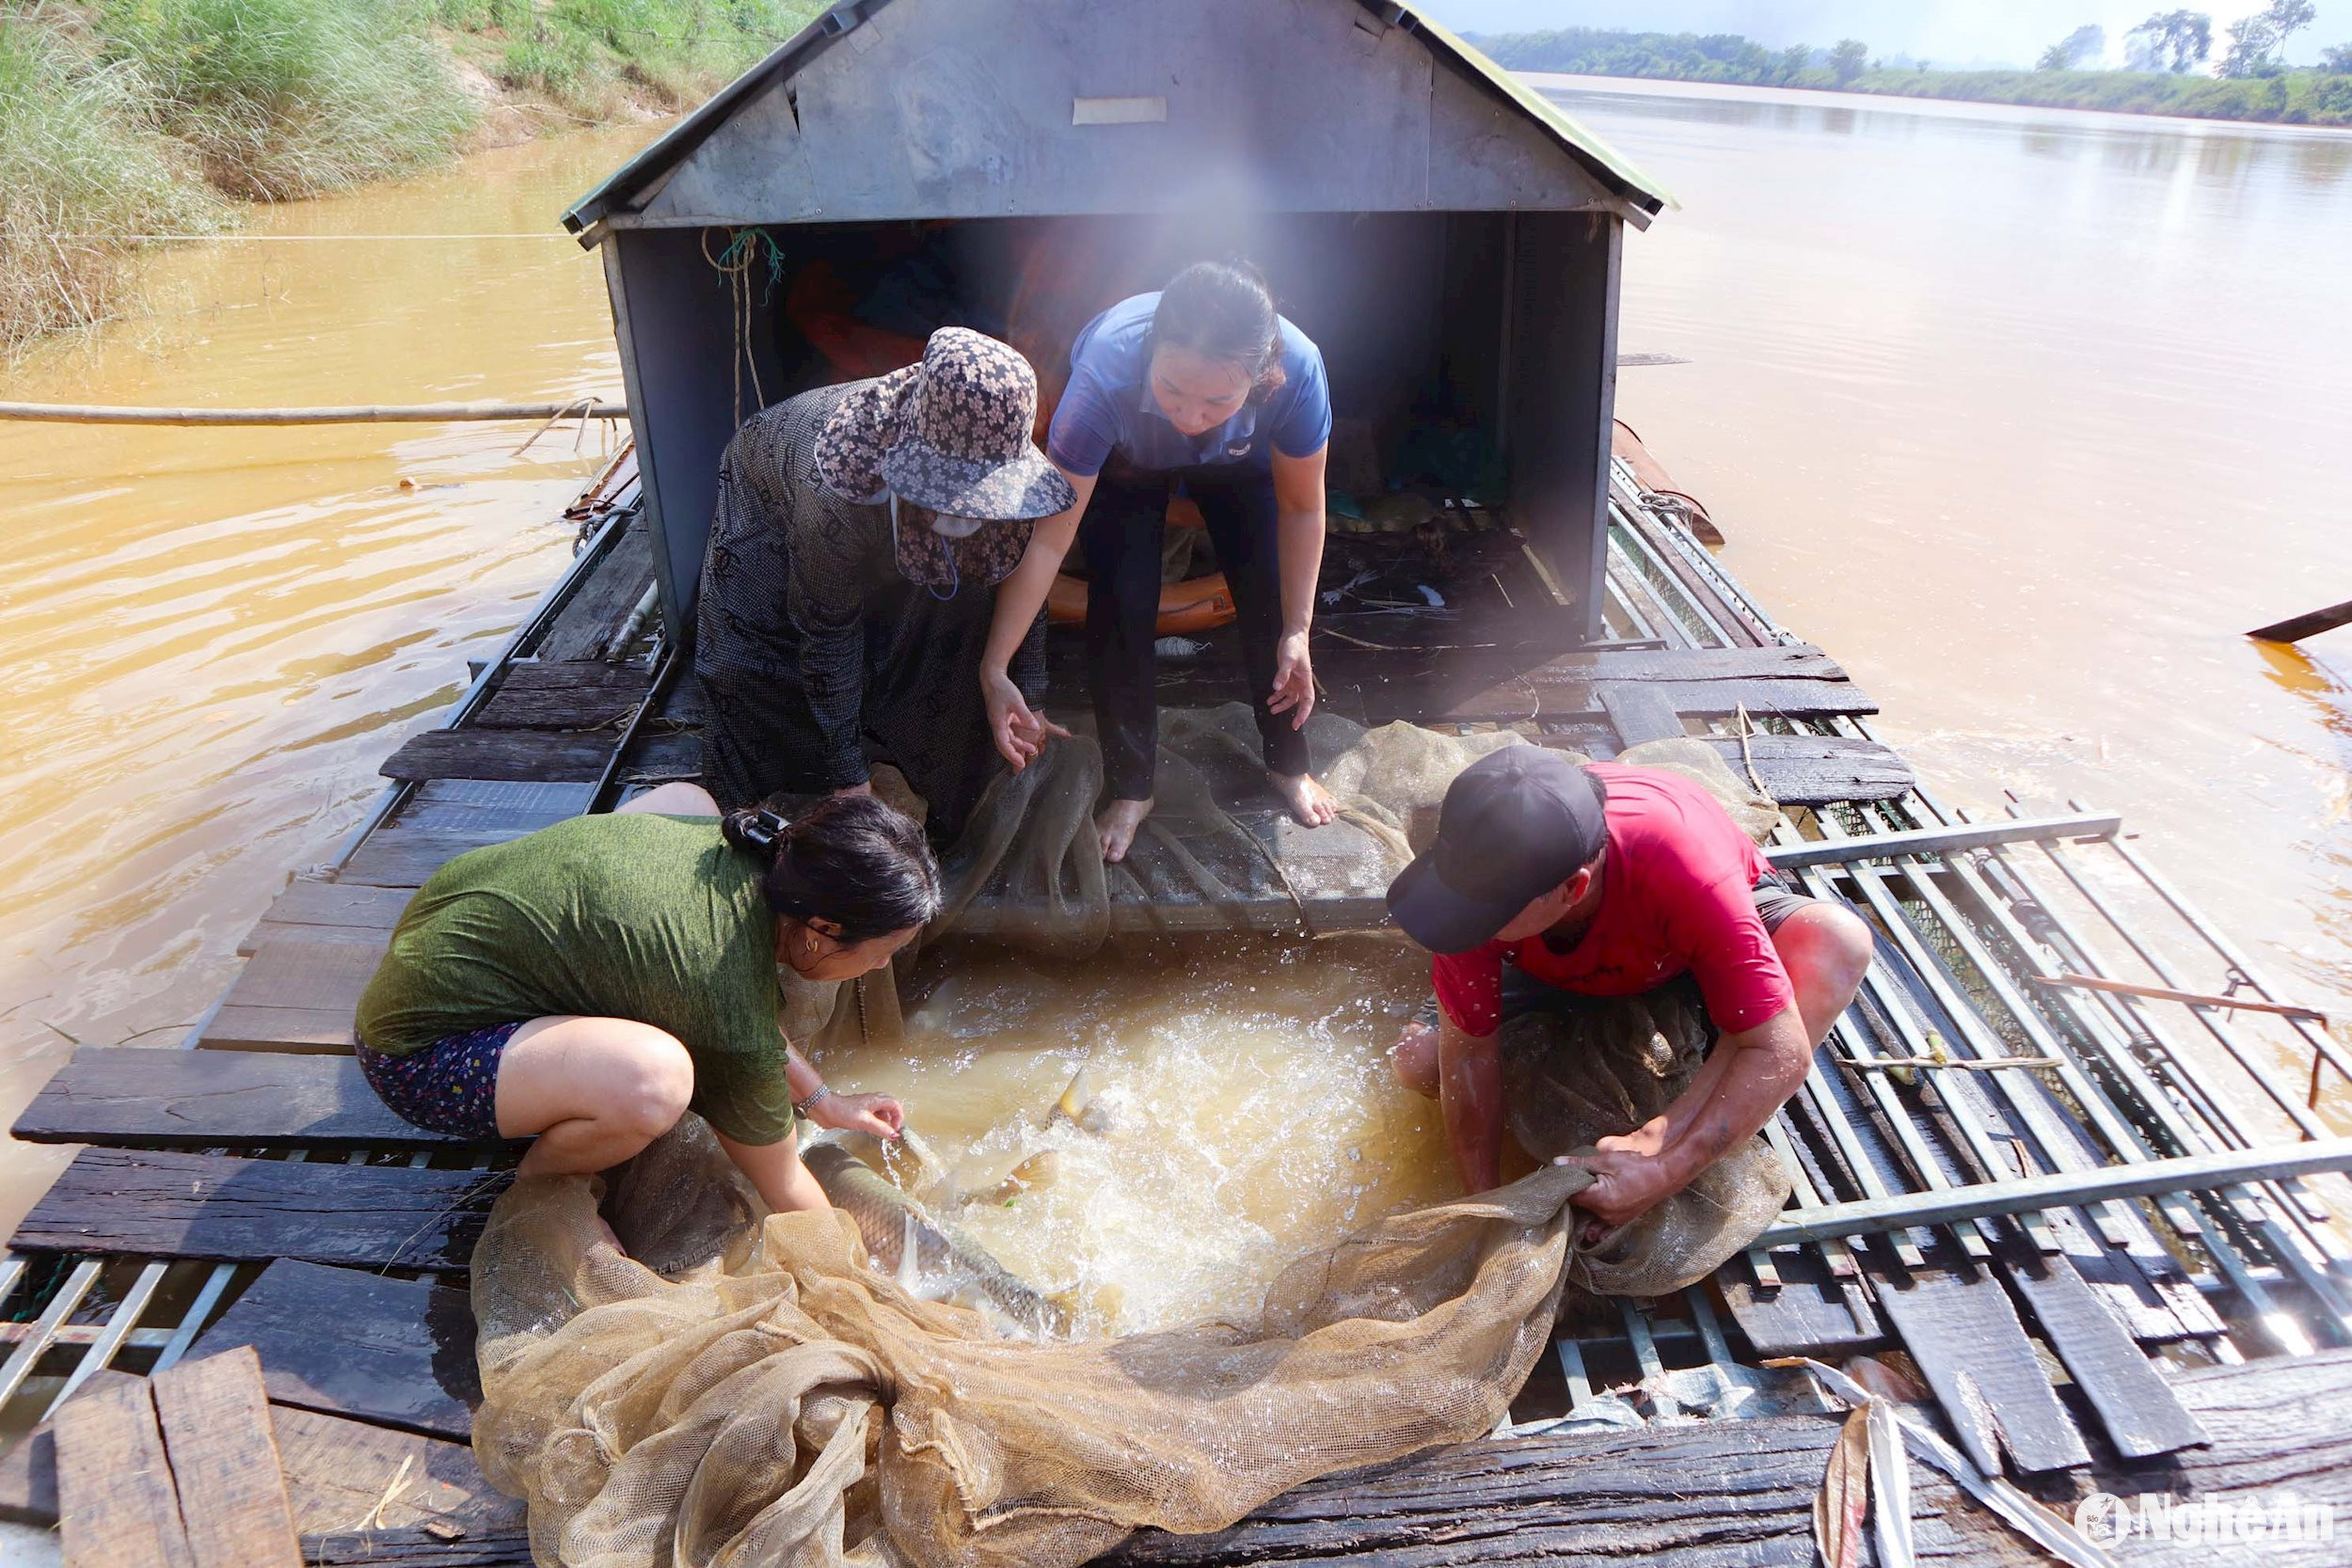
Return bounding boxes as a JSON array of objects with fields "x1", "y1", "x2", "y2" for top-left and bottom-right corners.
[{"x1": 977, "y1": 261, "x2": 1338, "y2": 863}]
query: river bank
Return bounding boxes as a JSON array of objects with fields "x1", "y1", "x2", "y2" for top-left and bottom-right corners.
[
  {"x1": 1478, "y1": 30, "x2": 2352, "y2": 129},
  {"x1": 0, "y1": 0, "x2": 818, "y2": 355}
]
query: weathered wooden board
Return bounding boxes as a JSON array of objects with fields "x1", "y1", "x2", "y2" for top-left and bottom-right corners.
[
  {"x1": 1872, "y1": 1251, "x2": 2090, "y2": 1475},
  {"x1": 198, "y1": 1005, "x2": 357, "y2": 1054},
  {"x1": 199, "y1": 939, "x2": 378, "y2": 1053},
  {"x1": 0, "y1": 1368, "x2": 143, "y2": 1526},
  {"x1": 1598, "y1": 683, "x2": 1684, "y2": 745},
  {"x1": 333, "y1": 827, "x2": 516, "y2": 888},
  {"x1": 1714, "y1": 1247, "x2": 1886, "y2": 1358},
  {"x1": 11, "y1": 1148, "x2": 505, "y2": 1275},
  {"x1": 56, "y1": 1374, "x2": 195, "y2": 1568},
  {"x1": 537, "y1": 515, "x2": 653, "y2": 662},
  {"x1": 1104, "y1": 1350, "x2": 2352, "y2": 1568},
  {"x1": 1994, "y1": 1235, "x2": 2209, "y2": 1461},
  {"x1": 304, "y1": 1530, "x2": 532, "y2": 1566},
  {"x1": 1, "y1": 1370, "x2": 517, "y2": 1546},
  {"x1": 1692, "y1": 734, "x2": 1915, "y2": 806},
  {"x1": 190, "y1": 1260, "x2": 480, "y2": 1440},
  {"x1": 12, "y1": 1046, "x2": 483, "y2": 1150},
  {"x1": 476, "y1": 658, "x2": 653, "y2": 729},
  {"x1": 238, "y1": 879, "x2": 414, "y2": 957},
  {"x1": 379, "y1": 725, "x2": 699, "y2": 784},
  {"x1": 151, "y1": 1347, "x2": 303, "y2": 1568}
]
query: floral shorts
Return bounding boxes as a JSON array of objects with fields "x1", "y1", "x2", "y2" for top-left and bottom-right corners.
[{"x1": 355, "y1": 1021, "x2": 522, "y2": 1140}]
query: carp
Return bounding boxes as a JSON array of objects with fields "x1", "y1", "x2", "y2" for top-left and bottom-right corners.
[{"x1": 803, "y1": 1140, "x2": 1065, "y2": 1337}]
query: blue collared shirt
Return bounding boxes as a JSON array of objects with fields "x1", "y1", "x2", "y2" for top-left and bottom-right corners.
[{"x1": 1046, "y1": 293, "x2": 1331, "y2": 478}]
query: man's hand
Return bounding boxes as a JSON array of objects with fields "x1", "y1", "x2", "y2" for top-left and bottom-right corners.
[
  {"x1": 807, "y1": 1091, "x2": 905, "y2": 1140},
  {"x1": 1267, "y1": 628, "x2": 1315, "y2": 728},
  {"x1": 982, "y1": 666, "x2": 1072, "y2": 770},
  {"x1": 1557, "y1": 1115, "x2": 1687, "y2": 1231}
]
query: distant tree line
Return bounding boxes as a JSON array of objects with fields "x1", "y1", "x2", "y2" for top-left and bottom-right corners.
[{"x1": 1472, "y1": 5, "x2": 2352, "y2": 126}]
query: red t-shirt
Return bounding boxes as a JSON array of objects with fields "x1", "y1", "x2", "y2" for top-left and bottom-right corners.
[{"x1": 1430, "y1": 763, "x2": 1794, "y2": 1037}]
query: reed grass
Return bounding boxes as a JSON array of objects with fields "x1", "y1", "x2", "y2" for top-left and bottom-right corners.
[
  {"x1": 0, "y1": 12, "x2": 223, "y2": 355},
  {"x1": 448, "y1": 0, "x2": 824, "y2": 117},
  {"x1": 100, "y1": 0, "x2": 476, "y2": 199}
]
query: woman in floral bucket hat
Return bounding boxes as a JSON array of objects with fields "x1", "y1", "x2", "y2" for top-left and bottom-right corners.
[{"x1": 693, "y1": 327, "x2": 1075, "y2": 843}]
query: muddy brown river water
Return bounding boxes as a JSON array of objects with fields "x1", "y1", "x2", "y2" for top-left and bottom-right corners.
[{"x1": 2, "y1": 84, "x2": 2347, "y2": 1285}]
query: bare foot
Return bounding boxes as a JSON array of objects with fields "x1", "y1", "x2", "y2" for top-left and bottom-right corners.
[
  {"x1": 1268, "y1": 770, "x2": 1338, "y2": 828},
  {"x1": 1097, "y1": 797, "x2": 1153, "y2": 863}
]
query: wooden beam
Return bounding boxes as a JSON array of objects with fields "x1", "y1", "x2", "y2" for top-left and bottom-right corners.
[
  {"x1": 189, "y1": 1260, "x2": 480, "y2": 1441},
  {"x1": 378, "y1": 726, "x2": 697, "y2": 784},
  {"x1": 238, "y1": 879, "x2": 414, "y2": 956},
  {"x1": 2249, "y1": 598, "x2": 2352, "y2": 643},
  {"x1": 11, "y1": 1148, "x2": 508, "y2": 1275},
  {"x1": 13, "y1": 1047, "x2": 485, "y2": 1151},
  {"x1": 151, "y1": 1347, "x2": 303, "y2": 1568},
  {"x1": 56, "y1": 1375, "x2": 195, "y2": 1568},
  {"x1": 475, "y1": 659, "x2": 654, "y2": 729},
  {"x1": 1506, "y1": 211, "x2": 1619, "y2": 643},
  {"x1": 199, "y1": 939, "x2": 379, "y2": 1052}
]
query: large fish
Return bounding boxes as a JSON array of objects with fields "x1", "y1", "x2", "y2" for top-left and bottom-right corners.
[{"x1": 803, "y1": 1140, "x2": 1066, "y2": 1337}]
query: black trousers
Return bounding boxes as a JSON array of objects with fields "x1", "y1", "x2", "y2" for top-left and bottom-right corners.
[{"x1": 1083, "y1": 467, "x2": 1311, "y2": 801}]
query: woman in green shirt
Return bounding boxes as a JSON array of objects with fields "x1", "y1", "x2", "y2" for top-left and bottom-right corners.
[{"x1": 353, "y1": 783, "x2": 935, "y2": 1213}]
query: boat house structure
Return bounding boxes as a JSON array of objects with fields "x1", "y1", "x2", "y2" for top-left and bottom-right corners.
[
  {"x1": 562, "y1": 0, "x2": 1669, "y2": 643},
  {"x1": 4, "y1": 5, "x2": 2352, "y2": 1563}
]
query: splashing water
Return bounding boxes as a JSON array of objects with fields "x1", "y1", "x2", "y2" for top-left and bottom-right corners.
[{"x1": 815, "y1": 937, "x2": 1456, "y2": 1336}]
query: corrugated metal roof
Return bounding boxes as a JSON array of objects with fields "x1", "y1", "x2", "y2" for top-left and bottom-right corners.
[{"x1": 561, "y1": 0, "x2": 1671, "y2": 240}]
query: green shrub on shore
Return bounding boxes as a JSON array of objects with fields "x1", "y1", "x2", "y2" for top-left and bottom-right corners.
[
  {"x1": 440, "y1": 0, "x2": 824, "y2": 117},
  {"x1": 100, "y1": 0, "x2": 476, "y2": 198},
  {"x1": 0, "y1": 14, "x2": 223, "y2": 354}
]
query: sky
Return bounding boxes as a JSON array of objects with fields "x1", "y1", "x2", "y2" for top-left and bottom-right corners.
[{"x1": 1421, "y1": 2, "x2": 2352, "y2": 70}]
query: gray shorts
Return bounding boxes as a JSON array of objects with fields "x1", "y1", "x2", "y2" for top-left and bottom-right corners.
[{"x1": 1416, "y1": 875, "x2": 1813, "y2": 1039}]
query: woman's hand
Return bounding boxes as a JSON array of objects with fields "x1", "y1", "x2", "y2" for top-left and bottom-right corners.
[
  {"x1": 807, "y1": 1090, "x2": 905, "y2": 1139},
  {"x1": 982, "y1": 666, "x2": 1072, "y2": 771},
  {"x1": 1267, "y1": 628, "x2": 1315, "y2": 729}
]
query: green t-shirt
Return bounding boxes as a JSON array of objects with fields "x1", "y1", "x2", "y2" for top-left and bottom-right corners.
[{"x1": 355, "y1": 815, "x2": 804, "y2": 1145}]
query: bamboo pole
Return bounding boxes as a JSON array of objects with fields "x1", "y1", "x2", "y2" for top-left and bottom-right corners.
[
  {"x1": 0, "y1": 400, "x2": 627, "y2": 426},
  {"x1": 2249, "y1": 598, "x2": 2352, "y2": 642}
]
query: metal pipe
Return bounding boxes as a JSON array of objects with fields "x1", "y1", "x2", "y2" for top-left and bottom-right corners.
[
  {"x1": 1757, "y1": 1136, "x2": 2352, "y2": 1247},
  {"x1": 1763, "y1": 812, "x2": 2120, "y2": 871},
  {"x1": 0, "y1": 399, "x2": 628, "y2": 426}
]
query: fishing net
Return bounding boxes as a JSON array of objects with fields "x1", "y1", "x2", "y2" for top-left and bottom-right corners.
[
  {"x1": 468, "y1": 713, "x2": 1795, "y2": 1566},
  {"x1": 471, "y1": 1130, "x2": 1594, "y2": 1568},
  {"x1": 927, "y1": 705, "x2": 1778, "y2": 958}
]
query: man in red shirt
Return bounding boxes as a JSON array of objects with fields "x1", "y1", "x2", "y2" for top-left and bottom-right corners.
[{"x1": 1386, "y1": 747, "x2": 1871, "y2": 1228}]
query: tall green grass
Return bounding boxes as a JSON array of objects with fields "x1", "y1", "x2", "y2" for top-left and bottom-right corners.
[
  {"x1": 100, "y1": 0, "x2": 477, "y2": 198},
  {"x1": 452, "y1": 0, "x2": 824, "y2": 116},
  {"x1": 0, "y1": 13, "x2": 222, "y2": 354}
]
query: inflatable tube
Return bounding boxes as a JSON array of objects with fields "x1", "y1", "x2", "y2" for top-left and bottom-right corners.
[
  {"x1": 1047, "y1": 570, "x2": 1234, "y2": 635},
  {"x1": 1611, "y1": 419, "x2": 1724, "y2": 546}
]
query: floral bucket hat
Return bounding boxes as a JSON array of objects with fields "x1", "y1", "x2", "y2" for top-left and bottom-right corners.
[{"x1": 813, "y1": 327, "x2": 1076, "y2": 591}]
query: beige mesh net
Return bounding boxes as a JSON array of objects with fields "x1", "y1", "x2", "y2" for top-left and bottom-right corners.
[{"x1": 469, "y1": 716, "x2": 1795, "y2": 1566}]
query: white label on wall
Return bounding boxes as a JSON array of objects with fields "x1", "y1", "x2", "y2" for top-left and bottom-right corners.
[{"x1": 1072, "y1": 96, "x2": 1168, "y2": 125}]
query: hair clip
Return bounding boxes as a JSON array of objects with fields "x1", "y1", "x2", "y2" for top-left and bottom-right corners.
[{"x1": 740, "y1": 807, "x2": 789, "y2": 849}]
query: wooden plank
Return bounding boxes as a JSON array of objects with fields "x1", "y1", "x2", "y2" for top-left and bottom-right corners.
[
  {"x1": 0, "y1": 1367, "x2": 142, "y2": 1527},
  {"x1": 1597, "y1": 684, "x2": 1683, "y2": 745},
  {"x1": 1714, "y1": 1247, "x2": 1886, "y2": 1358},
  {"x1": 475, "y1": 658, "x2": 652, "y2": 729},
  {"x1": 334, "y1": 827, "x2": 513, "y2": 888},
  {"x1": 379, "y1": 725, "x2": 698, "y2": 784},
  {"x1": 151, "y1": 1347, "x2": 303, "y2": 1568},
  {"x1": 1994, "y1": 1235, "x2": 2209, "y2": 1461},
  {"x1": 537, "y1": 515, "x2": 653, "y2": 661},
  {"x1": 1692, "y1": 734, "x2": 1914, "y2": 806},
  {"x1": 190, "y1": 1260, "x2": 480, "y2": 1441},
  {"x1": 1872, "y1": 1251, "x2": 2091, "y2": 1475},
  {"x1": 13, "y1": 1047, "x2": 484, "y2": 1151},
  {"x1": 218, "y1": 939, "x2": 379, "y2": 1007},
  {"x1": 238, "y1": 879, "x2": 414, "y2": 956},
  {"x1": 1100, "y1": 1347, "x2": 2352, "y2": 1568},
  {"x1": 198, "y1": 1005, "x2": 357, "y2": 1054},
  {"x1": 274, "y1": 1401, "x2": 523, "y2": 1545},
  {"x1": 12, "y1": 1148, "x2": 506, "y2": 1275},
  {"x1": 55, "y1": 1374, "x2": 195, "y2": 1568}
]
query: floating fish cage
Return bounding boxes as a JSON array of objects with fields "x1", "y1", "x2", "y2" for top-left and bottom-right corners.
[{"x1": 6, "y1": 0, "x2": 2350, "y2": 1559}]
